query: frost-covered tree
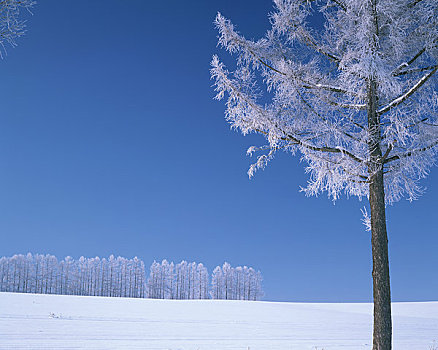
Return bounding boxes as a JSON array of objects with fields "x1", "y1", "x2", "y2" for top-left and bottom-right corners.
[
  {"x1": 210, "y1": 266, "x2": 223, "y2": 299},
  {"x1": 0, "y1": 253, "x2": 146, "y2": 298},
  {"x1": 196, "y1": 263, "x2": 209, "y2": 299},
  {"x1": 211, "y1": 0, "x2": 437, "y2": 348},
  {"x1": 147, "y1": 260, "x2": 209, "y2": 300},
  {"x1": 210, "y1": 263, "x2": 263, "y2": 300},
  {"x1": 1, "y1": 254, "x2": 262, "y2": 302},
  {"x1": 0, "y1": 0, "x2": 35, "y2": 56}
]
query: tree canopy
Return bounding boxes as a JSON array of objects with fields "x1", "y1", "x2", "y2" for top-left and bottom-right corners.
[{"x1": 212, "y1": 0, "x2": 438, "y2": 203}]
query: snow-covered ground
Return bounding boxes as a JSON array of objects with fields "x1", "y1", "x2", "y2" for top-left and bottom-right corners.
[{"x1": 0, "y1": 292, "x2": 436, "y2": 350}]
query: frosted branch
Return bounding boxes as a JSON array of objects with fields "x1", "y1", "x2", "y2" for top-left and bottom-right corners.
[
  {"x1": 378, "y1": 67, "x2": 438, "y2": 115},
  {"x1": 393, "y1": 65, "x2": 438, "y2": 77},
  {"x1": 385, "y1": 139, "x2": 438, "y2": 164},
  {"x1": 361, "y1": 207, "x2": 371, "y2": 232}
]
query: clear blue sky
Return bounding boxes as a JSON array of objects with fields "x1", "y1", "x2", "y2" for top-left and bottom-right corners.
[{"x1": 0, "y1": 0, "x2": 436, "y2": 302}]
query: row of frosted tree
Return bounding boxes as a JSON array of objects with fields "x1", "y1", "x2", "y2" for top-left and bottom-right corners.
[
  {"x1": 0, "y1": 254, "x2": 263, "y2": 300},
  {"x1": 0, "y1": 253, "x2": 146, "y2": 298},
  {"x1": 211, "y1": 262, "x2": 263, "y2": 301},
  {"x1": 147, "y1": 260, "x2": 210, "y2": 299}
]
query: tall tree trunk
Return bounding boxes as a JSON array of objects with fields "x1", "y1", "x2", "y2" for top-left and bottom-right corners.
[
  {"x1": 369, "y1": 170, "x2": 392, "y2": 350},
  {"x1": 368, "y1": 78, "x2": 392, "y2": 350}
]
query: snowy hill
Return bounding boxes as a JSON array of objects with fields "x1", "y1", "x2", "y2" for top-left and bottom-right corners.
[{"x1": 0, "y1": 292, "x2": 437, "y2": 350}]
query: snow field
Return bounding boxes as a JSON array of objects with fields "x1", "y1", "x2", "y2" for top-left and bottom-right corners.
[{"x1": 0, "y1": 292, "x2": 437, "y2": 350}]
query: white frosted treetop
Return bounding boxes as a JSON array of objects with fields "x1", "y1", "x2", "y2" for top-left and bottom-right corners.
[{"x1": 211, "y1": 0, "x2": 438, "y2": 203}]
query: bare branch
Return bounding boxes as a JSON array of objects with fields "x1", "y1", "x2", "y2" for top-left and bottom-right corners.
[
  {"x1": 406, "y1": 48, "x2": 426, "y2": 66},
  {"x1": 381, "y1": 144, "x2": 394, "y2": 163},
  {"x1": 384, "y1": 139, "x2": 438, "y2": 164},
  {"x1": 407, "y1": 0, "x2": 424, "y2": 8},
  {"x1": 407, "y1": 117, "x2": 429, "y2": 128},
  {"x1": 393, "y1": 39, "x2": 438, "y2": 76},
  {"x1": 330, "y1": 0, "x2": 347, "y2": 12},
  {"x1": 251, "y1": 50, "x2": 287, "y2": 76},
  {"x1": 301, "y1": 82, "x2": 364, "y2": 98},
  {"x1": 393, "y1": 65, "x2": 438, "y2": 77}
]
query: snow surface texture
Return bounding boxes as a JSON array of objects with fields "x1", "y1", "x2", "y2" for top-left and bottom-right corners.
[{"x1": 0, "y1": 292, "x2": 437, "y2": 350}]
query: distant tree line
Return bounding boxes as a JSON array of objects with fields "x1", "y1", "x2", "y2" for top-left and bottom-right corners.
[
  {"x1": 211, "y1": 262, "x2": 262, "y2": 301},
  {"x1": 0, "y1": 254, "x2": 263, "y2": 300},
  {"x1": 0, "y1": 253, "x2": 146, "y2": 298},
  {"x1": 147, "y1": 260, "x2": 209, "y2": 299}
]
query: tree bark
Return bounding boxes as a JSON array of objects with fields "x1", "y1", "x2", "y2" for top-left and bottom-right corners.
[
  {"x1": 369, "y1": 170, "x2": 392, "y2": 350},
  {"x1": 368, "y1": 78, "x2": 392, "y2": 350}
]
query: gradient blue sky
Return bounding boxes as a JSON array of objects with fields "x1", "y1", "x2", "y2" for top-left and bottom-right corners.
[{"x1": 0, "y1": 0, "x2": 436, "y2": 302}]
